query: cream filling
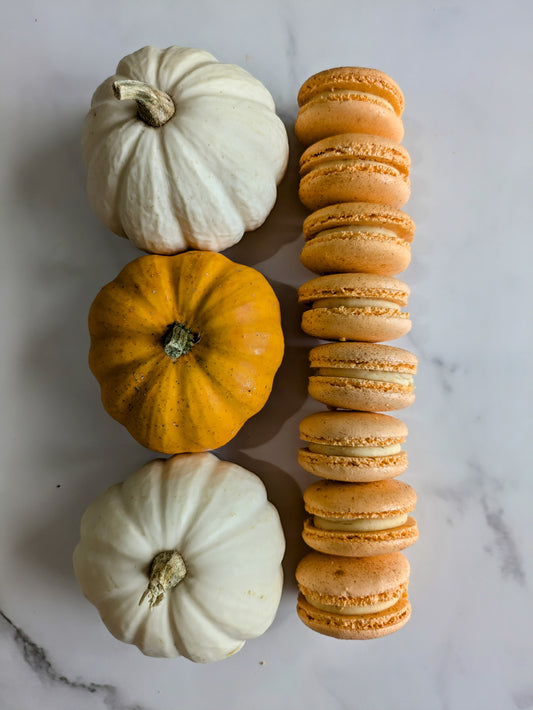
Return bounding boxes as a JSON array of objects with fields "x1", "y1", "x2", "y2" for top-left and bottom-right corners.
[
  {"x1": 316, "y1": 367, "x2": 413, "y2": 385},
  {"x1": 312, "y1": 297, "x2": 400, "y2": 310},
  {"x1": 303, "y1": 158, "x2": 403, "y2": 177},
  {"x1": 313, "y1": 513, "x2": 408, "y2": 532},
  {"x1": 307, "y1": 595, "x2": 399, "y2": 615},
  {"x1": 311, "y1": 89, "x2": 395, "y2": 112},
  {"x1": 308, "y1": 442, "x2": 401, "y2": 457},
  {"x1": 318, "y1": 225, "x2": 399, "y2": 240}
]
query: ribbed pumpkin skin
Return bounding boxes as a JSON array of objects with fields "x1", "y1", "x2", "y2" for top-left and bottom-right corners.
[
  {"x1": 89, "y1": 251, "x2": 284, "y2": 453},
  {"x1": 82, "y1": 46, "x2": 289, "y2": 254}
]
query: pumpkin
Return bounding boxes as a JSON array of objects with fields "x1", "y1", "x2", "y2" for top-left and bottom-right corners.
[
  {"x1": 72, "y1": 452, "x2": 286, "y2": 662},
  {"x1": 82, "y1": 45, "x2": 289, "y2": 254},
  {"x1": 88, "y1": 250, "x2": 284, "y2": 453}
]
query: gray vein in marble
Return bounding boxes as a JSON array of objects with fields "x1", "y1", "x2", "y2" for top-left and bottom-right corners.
[
  {"x1": 478, "y1": 492, "x2": 526, "y2": 586},
  {"x1": 435, "y1": 460, "x2": 526, "y2": 587},
  {"x1": 403, "y1": 330, "x2": 460, "y2": 394},
  {"x1": 429, "y1": 355, "x2": 458, "y2": 393},
  {"x1": 468, "y1": 460, "x2": 526, "y2": 586},
  {"x1": 513, "y1": 688, "x2": 533, "y2": 709},
  {"x1": 285, "y1": 22, "x2": 297, "y2": 80},
  {"x1": 0, "y1": 610, "x2": 146, "y2": 710}
]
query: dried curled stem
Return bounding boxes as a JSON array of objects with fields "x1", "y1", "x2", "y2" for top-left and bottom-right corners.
[
  {"x1": 139, "y1": 550, "x2": 187, "y2": 609},
  {"x1": 113, "y1": 79, "x2": 175, "y2": 127}
]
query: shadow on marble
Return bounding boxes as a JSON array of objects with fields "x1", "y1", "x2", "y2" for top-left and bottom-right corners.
[
  {"x1": 217, "y1": 278, "x2": 309, "y2": 452},
  {"x1": 223, "y1": 117, "x2": 307, "y2": 267},
  {"x1": 222, "y1": 451, "x2": 308, "y2": 597}
]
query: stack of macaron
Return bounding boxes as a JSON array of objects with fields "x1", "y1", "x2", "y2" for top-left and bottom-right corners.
[{"x1": 294, "y1": 67, "x2": 419, "y2": 640}]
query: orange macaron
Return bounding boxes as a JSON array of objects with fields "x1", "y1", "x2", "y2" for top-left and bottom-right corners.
[
  {"x1": 295, "y1": 66, "x2": 405, "y2": 146},
  {"x1": 308, "y1": 341, "x2": 417, "y2": 412},
  {"x1": 298, "y1": 272, "x2": 411, "y2": 343},
  {"x1": 299, "y1": 133, "x2": 410, "y2": 212},
  {"x1": 298, "y1": 410, "x2": 408, "y2": 482},
  {"x1": 300, "y1": 202, "x2": 415, "y2": 277},
  {"x1": 296, "y1": 551, "x2": 411, "y2": 639},
  {"x1": 302, "y1": 478, "x2": 418, "y2": 557}
]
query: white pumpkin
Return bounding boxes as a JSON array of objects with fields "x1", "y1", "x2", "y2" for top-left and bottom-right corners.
[
  {"x1": 72, "y1": 453, "x2": 285, "y2": 662},
  {"x1": 82, "y1": 45, "x2": 289, "y2": 254}
]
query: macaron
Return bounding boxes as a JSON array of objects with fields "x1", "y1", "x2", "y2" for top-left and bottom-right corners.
[
  {"x1": 300, "y1": 202, "x2": 415, "y2": 276},
  {"x1": 296, "y1": 551, "x2": 411, "y2": 639},
  {"x1": 299, "y1": 133, "x2": 410, "y2": 212},
  {"x1": 298, "y1": 273, "x2": 411, "y2": 343},
  {"x1": 302, "y1": 479, "x2": 418, "y2": 557},
  {"x1": 295, "y1": 67, "x2": 405, "y2": 146},
  {"x1": 298, "y1": 411, "x2": 408, "y2": 482},
  {"x1": 308, "y1": 341, "x2": 417, "y2": 412}
]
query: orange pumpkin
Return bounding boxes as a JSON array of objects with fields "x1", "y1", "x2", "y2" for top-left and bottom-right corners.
[{"x1": 88, "y1": 251, "x2": 284, "y2": 453}]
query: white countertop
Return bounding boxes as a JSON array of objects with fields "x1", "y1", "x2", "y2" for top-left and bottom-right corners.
[{"x1": 2, "y1": 1, "x2": 533, "y2": 708}]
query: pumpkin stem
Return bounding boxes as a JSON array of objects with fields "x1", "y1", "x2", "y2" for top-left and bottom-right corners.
[
  {"x1": 163, "y1": 322, "x2": 198, "y2": 360},
  {"x1": 139, "y1": 550, "x2": 187, "y2": 609},
  {"x1": 113, "y1": 79, "x2": 175, "y2": 127}
]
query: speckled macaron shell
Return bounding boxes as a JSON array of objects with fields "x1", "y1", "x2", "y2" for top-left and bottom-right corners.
[
  {"x1": 298, "y1": 273, "x2": 411, "y2": 343},
  {"x1": 298, "y1": 410, "x2": 408, "y2": 482},
  {"x1": 299, "y1": 134, "x2": 410, "y2": 212},
  {"x1": 302, "y1": 479, "x2": 418, "y2": 556},
  {"x1": 308, "y1": 341, "x2": 417, "y2": 412},
  {"x1": 295, "y1": 67, "x2": 405, "y2": 146},
  {"x1": 296, "y1": 552, "x2": 411, "y2": 639},
  {"x1": 300, "y1": 202, "x2": 415, "y2": 276}
]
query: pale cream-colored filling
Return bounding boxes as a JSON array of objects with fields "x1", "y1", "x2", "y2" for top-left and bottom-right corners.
[
  {"x1": 308, "y1": 442, "x2": 401, "y2": 457},
  {"x1": 316, "y1": 367, "x2": 413, "y2": 385},
  {"x1": 311, "y1": 89, "x2": 394, "y2": 112},
  {"x1": 313, "y1": 513, "x2": 408, "y2": 532},
  {"x1": 307, "y1": 595, "x2": 399, "y2": 615},
  {"x1": 305, "y1": 158, "x2": 402, "y2": 177},
  {"x1": 319, "y1": 225, "x2": 398, "y2": 239},
  {"x1": 312, "y1": 297, "x2": 400, "y2": 310}
]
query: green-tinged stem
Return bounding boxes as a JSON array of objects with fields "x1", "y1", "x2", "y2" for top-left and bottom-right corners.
[
  {"x1": 163, "y1": 322, "x2": 198, "y2": 360},
  {"x1": 139, "y1": 550, "x2": 187, "y2": 609}
]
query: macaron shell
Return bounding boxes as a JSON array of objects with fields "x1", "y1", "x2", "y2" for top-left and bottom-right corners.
[
  {"x1": 298, "y1": 272, "x2": 410, "y2": 306},
  {"x1": 299, "y1": 134, "x2": 410, "y2": 212},
  {"x1": 299, "y1": 165, "x2": 410, "y2": 212},
  {"x1": 301, "y1": 306, "x2": 411, "y2": 342},
  {"x1": 299, "y1": 410, "x2": 408, "y2": 446},
  {"x1": 308, "y1": 374, "x2": 415, "y2": 411},
  {"x1": 296, "y1": 592, "x2": 411, "y2": 639},
  {"x1": 300, "y1": 134, "x2": 410, "y2": 177},
  {"x1": 297, "y1": 68, "x2": 405, "y2": 115},
  {"x1": 296, "y1": 551, "x2": 410, "y2": 596},
  {"x1": 302, "y1": 515, "x2": 419, "y2": 557},
  {"x1": 295, "y1": 97, "x2": 404, "y2": 146},
  {"x1": 308, "y1": 340, "x2": 418, "y2": 369},
  {"x1": 300, "y1": 227, "x2": 411, "y2": 276},
  {"x1": 304, "y1": 478, "x2": 417, "y2": 516},
  {"x1": 307, "y1": 324, "x2": 417, "y2": 410},
  {"x1": 298, "y1": 448, "x2": 408, "y2": 482},
  {"x1": 303, "y1": 203, "x2": 415, "y2": 243}
]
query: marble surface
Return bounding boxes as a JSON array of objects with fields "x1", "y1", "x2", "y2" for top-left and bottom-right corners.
[{"x1": 2, "y1": 0, "x2": 533, "y2": 708}]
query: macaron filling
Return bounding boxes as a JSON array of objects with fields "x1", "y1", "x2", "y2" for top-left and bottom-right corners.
[
  {"x1": 310, "y1": 225, "x2": 404, "y2": 243},
  {"x1": 304, "y1": 158, "x2": 404, "y2": 178},
  {"x1": 312, "y1": 297, "x2": 401, "y2": 310},
  {"x1": 308, "y1": 90, "x2": 395, "y2": 112},
  {"x1": 315, "y1": 367, "x2": 413, "y2": 386},
  {"x1": 307, "y1": 442, "x2": 401, "y2": 457},
  {"x1": 313, "y1": 513, "x2": 409, "y2": 532},
  {"x1": 305, "y1": 594, "x2": 401, "y2": 616}
]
